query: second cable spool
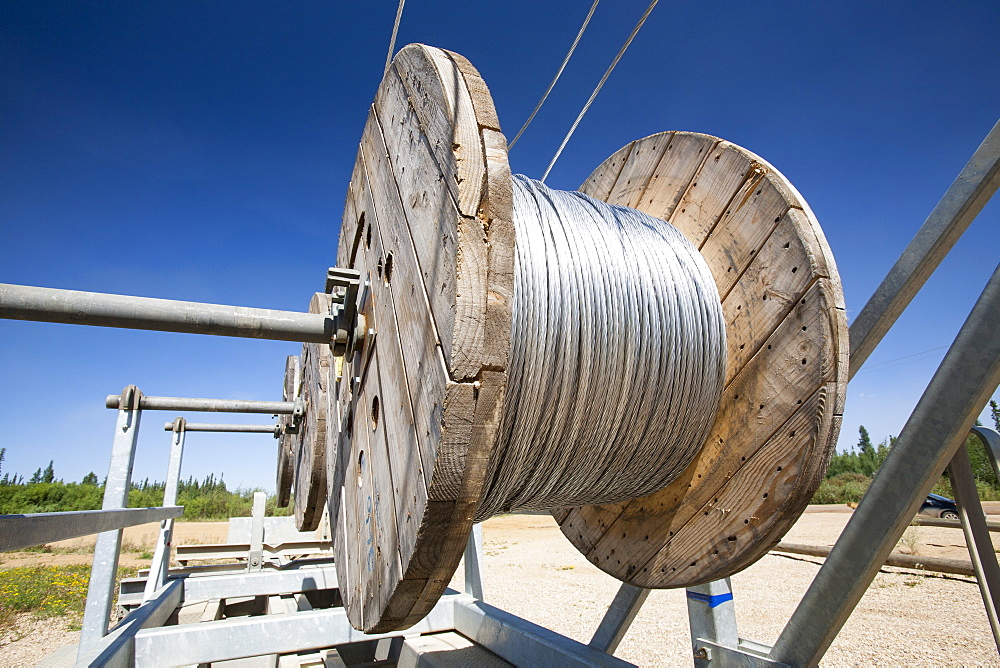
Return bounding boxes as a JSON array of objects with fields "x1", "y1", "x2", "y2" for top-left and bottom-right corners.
[{"x1": 328, "y1": 43, "x2": 847, "y2": 634}]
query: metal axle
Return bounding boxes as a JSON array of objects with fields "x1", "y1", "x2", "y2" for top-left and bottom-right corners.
[
  {"x1": 0, "y1": 283, "x2": 334, "y2": 343},
  {"x1": 163, "y1": 422, "x2": 280, "y2": 434},
  {"x1": 106, "y1": 394, "x2": 296, "y2": 414}
]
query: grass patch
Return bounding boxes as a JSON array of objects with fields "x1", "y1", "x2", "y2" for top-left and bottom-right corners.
[{"x1": 0, "y1": 564, "x2": 137, "y2": 632}]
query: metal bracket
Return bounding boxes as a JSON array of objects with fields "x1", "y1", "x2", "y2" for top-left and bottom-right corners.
[
  {"x1": 694, "y1": 639, "x2": 788, "y2": 668},
  {"x1": 326, "y1": 267, "x2": 364, "y2": 357}
]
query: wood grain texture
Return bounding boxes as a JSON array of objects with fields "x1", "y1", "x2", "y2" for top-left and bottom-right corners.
[
  {"x1": 331, "y1": 44, "x2": 513, "y2": 632},
  {"x1": 293, "y1": 293, "x2": 331, "y2": 532},
  {"x1": 276, "y1": 355, "x2": 299, "y2": 508},
  {"x1": 562, "y1": 131, "x2": 848, "y2": 588}
]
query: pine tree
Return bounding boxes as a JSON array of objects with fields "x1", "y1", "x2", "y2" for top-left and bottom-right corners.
[
  {"x1": 991, "y1": 400, "x2": 1000, "y2": 432},
  {"x1": 29, "y1": 468, "x2": 42, "y2": 484},
  {"x1": 42, "y1": 460, "x2": 55, "y2": 484},
  {"x1": 857, "y1": 426, "x2": 878, "y2": 476},
  {"x1": 82, "y1": 472, "x2": 98, "y2": 485}
]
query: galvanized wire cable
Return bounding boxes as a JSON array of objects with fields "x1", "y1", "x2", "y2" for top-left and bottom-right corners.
[
  {"x1": 384, "y1": 0, "x2": 406, "y2": 75},
  {"x1": 508, "y1": 0, "x2": 600, "y2": 151},
  {"x1": 540, "y1": 0, "x2": 658, "y2": 182},
  {"x1": 474, "y1": 176, "x2": 726, "y2": 520}
]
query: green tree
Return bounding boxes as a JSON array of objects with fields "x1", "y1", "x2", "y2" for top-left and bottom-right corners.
[
  {"x1": 29, "y1": 468, "x2": 42, "y2": 484},
  {"x1": 990, "y1": 400, "x2": 1000, "y2": 432},
  {"x1": 81, "y1": 472, "x2": 99, "y2": 486},
  {"x1": 42, "y1": 460, "x2": 55, "y2": 484}
]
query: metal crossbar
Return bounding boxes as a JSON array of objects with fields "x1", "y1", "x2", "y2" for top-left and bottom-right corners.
[{"x1": 0, "y1": 506, "x2": 182, "y2": 552}]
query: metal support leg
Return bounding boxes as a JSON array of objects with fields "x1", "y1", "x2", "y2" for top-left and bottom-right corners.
[
  {"x1": 771, "y1": 264, "x2": 1000, "y2": 667},
  {"x1": 464, "y1": 523, "x2": 484, "y2": 600},
  {"x1": 248, "y1": 491, "x2": 265, "y2": 571},
  {"x1": 589, "y1": 583, "x2": 649, "y2": 654},
  {"x1": 950, "y1": 433, "x2": 1000, "y2": 652},
  {"x1": 687, "y1": 579, "x2": 737, "y2": 665},
  {"x1": 143, "y1": 418, "x2": 186, "y2": 602},
  {"x1": 79, "y1": 386, "x2": 143, "y2": 657}
]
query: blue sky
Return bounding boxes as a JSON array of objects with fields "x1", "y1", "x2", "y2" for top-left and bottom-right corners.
[{"x1": 1, "y1": 2, "x2": 998, "y2": 490}]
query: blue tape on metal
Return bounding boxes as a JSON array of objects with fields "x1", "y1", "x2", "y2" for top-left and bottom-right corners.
[{"x1": 686, "y1": 590, "x2": 734, "y2": 608}]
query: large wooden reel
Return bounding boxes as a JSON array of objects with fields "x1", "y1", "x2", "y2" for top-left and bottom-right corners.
[{"x1": 330, "y1": 43, "x2": 847, "y2": 632}]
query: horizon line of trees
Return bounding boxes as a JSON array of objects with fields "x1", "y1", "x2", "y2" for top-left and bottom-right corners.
[
  {"x1": 816, "y1": 400, "x2": 1000, "y2": 504},
  {"x1": 2, "y1": 401, "x2": 998, "y2": 512},
  {"x1": 0, "y1": 449, "x2": 287, "y2": 519}
]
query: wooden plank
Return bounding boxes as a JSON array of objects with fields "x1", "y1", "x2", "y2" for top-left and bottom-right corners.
[
  {"x1": 338, "y1": 154, "x2": 367, "y2": 269},
  {"x1": 364, "y1": 345, "x2": 407, "y2": 628},
  {"x1": 393, "y1": 44, "x2": 484, "y2": 219},
  {"x1": 605, "y1": 132, "x2": 673, "y2": 208},
  {"x1": 373, "y1": 65, "x2": 458, "y2": 366},
  {"x1": 633, "y1": 385, "x2": 829, "y2": 585},
  {"x1": 700, "y1": 172, "x2": 795, "y2": 299},
  {"x1": 359, "y1": 145, "x2": 431, "y2": 577},
  {"x1": 442, "y1": 49, "x2": 502, "y2": 132},
  {"x1": 578, "y1": 142, "x2": 634, "y2": 202},
  {"x1": 387, "y1": 47, "x2": 492, "y2": 380},
  {"x1": 480, "y1": 128, "x2": 515, "y2": 370},
  {"x1": 720, "y1": 208, "x2": 826, "y2": 384},
  {"x1": 632, "y1": 132, "x2": 718, "y2": 220},
  {"x1": 361, "y1": 110, "x2": 448, "y2": 489},
  {"x1": 668, "y1": 142, "x2": 759, "y2": 246}
]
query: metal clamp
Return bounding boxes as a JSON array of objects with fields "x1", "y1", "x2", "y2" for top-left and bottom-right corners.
[{"x1": 326, "y1": 267, "x2": 367, "y2": 357}]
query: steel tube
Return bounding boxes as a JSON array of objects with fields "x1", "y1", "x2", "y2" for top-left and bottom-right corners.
[
  {"x1": 848, "y1": 119, "x2": 1000, "y2": 378},
  {"x1": 161, "y1": 422, "x2": 279, "y2": 433},
  {"x1": 590, "y1": 583, "x2": 649, "y2": 654},
  {"x1": 0, "y1": 506, "x2": 183, "y2": 553},
  {"x1": 80, "y1": 386, "x2": 144, "y2": 654},
  {"x1": 771, "y1": 263, "x2": 1000, "y2": 667},
  {"x1": 144, "y1": 421, "x2": 187, "y2": 601},
  {"x1": 0, "y1": 283, "x2": 333, "y2": 343},
  {"x1": 948, "y1": 443, "x2": 1000, "y2": 651},
  {"x1": 107, "y1": 394, "x2": 294, "y2": 414}
]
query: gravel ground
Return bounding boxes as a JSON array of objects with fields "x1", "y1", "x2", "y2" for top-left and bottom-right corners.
[
  {"x1": 450, "y1": 509, "x2": 1000, "y2": 666},
  {"x1": 4, "y1": 509, "x2": 999, "y2": 666},
  {"x1": 0, "y1": 614, "x2": 79, "y2": 668}
]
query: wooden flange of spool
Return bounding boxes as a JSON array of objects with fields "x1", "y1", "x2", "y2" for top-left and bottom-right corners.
[
  {"x1": 275, "y1": 354, "x2": 299, "y2": 509},
  {"x1": 292, "y1": 292, "x2": 333, "y2": 531},
  {"x1": 555, "y1": 133, "x2": 848, "y2": 587},
  {"x1": 331, "y1": 43, "x2": 512, "y2": 633},
  {"x1": 330, "y1": 43, "x2": 847, "y2": 632}
]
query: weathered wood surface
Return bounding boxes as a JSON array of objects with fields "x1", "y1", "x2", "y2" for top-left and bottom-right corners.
[
  {"x1": 276, "y1": 355, "x2": 299, "y2": 508},
  {"x1": 331, "y1": 44, "x2": 513, "y2": 632},
  {"x1": 293, "y1": 293, "x2": 331, "y2": 532},
  {"x1": 560, "y1": 131, "x2": 849, "y2": 588}
]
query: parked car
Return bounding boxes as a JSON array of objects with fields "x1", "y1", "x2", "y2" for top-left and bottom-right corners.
[{"x1": 919, "y1": 493, "x2": 960, "y2": 520}]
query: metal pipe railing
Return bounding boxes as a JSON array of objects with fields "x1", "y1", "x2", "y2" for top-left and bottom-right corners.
[
  {"x1": 162, "y1": 422, "x2": 280, "y2": 433},
  {"x1": 0, "y1": 283, "x2": 334, "y2": 344},
  {"x1": 106, "y1": 395, "x2": 294, "y2": 414}
]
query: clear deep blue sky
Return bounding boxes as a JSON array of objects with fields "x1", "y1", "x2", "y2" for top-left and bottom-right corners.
[{"x1": 1, "y1": 2, "x2": 998, "y2": 490}]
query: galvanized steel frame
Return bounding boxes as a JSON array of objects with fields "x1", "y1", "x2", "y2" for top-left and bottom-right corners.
[{"x1": 0, "y1": 122, "x2": 998, "y2": 667}]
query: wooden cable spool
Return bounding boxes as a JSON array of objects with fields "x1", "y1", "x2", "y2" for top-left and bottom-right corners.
[
  {"x1": 292, "y1": 293, "x2": 334, "y2": 531},
  {"x1": 328, "y1": 43, "x2": 848, "y2": 633},
  {"x1": 275, "y1": 354, "x2": 299, "y2": 509}
]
